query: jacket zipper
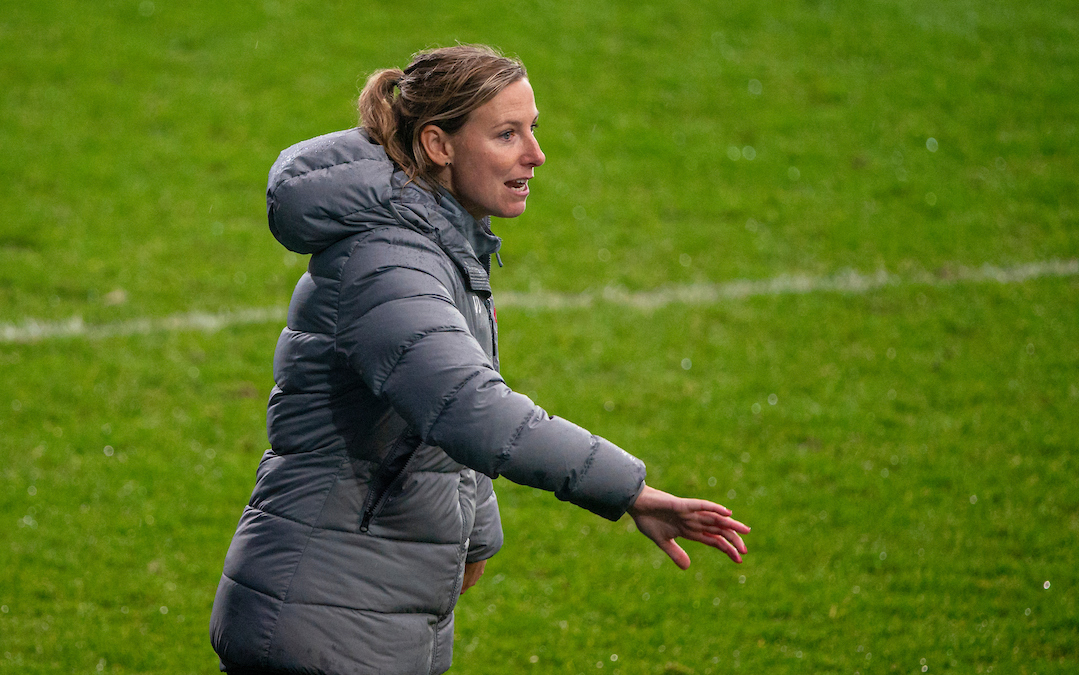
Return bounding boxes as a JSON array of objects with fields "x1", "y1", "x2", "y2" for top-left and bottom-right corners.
[
  {"x1": 359, "y1": 436, "x2": 420, "y2": 533},
  {"x1": 486, "y1": 296, "x2": 498, "y2": 369}
]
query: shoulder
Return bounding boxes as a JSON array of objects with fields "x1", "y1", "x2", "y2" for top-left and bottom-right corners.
[{"x1": 331, "y1": 226, "x2": 460, "y2": 293}]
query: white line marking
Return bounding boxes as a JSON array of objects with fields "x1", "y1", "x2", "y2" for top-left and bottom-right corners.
[
  {"x1": 2, "y1": 259, "x2": 1076, "y2": 344},
  {"x1": 498, "y1": 258, "x2": 1079, "y2": 310},
  {"x1": 1, "y1": 308, "x2": 286, "y2": 344}
]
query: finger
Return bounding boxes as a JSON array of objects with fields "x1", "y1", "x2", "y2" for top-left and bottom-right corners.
[
  {"x1": 724, "y1": 528, "x2": 748, "y2": 554},
  {"x1": 658, "y1": 538, "x2": 692, "y2": 570},
  {"x1": 703, "y1": 533, "x2": 744, "y2": 563},
  {"x1": 682, "y1": 499, "x2": 732, "y2": 517},
  {"x1": 685, "y1": 529, "x2": 743, "y2": 563},
  {"x1": 696, "y1": 522, "x2": 749, "y2": 553},
  {"x1": 697, "y1": 511, "x2": 751, "y2": 533}
]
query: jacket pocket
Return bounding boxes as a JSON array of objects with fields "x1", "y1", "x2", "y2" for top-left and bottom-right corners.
[{"x1": 359, "y1": 430, "x2": 421, "y2": 533}]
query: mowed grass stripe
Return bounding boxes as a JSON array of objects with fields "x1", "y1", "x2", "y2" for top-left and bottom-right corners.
[{"x1": 2, "y1": 259, "x2": 1076, "y2": 344}]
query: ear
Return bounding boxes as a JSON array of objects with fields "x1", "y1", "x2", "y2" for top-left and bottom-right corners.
[{"x1": 419, "y1": 124, "x2": 454, "y2": 168}]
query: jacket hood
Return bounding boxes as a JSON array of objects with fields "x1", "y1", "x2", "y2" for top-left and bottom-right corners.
[{"x1": 267, "y1": 129, "x2": 501, "y2": 276}]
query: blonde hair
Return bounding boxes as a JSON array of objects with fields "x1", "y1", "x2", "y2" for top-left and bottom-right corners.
[{"x1": 358, "y1": 45, "x2": 527, "y2": 187}]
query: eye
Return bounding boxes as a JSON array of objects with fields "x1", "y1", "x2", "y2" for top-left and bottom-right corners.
[{"x1": 499, "y1": 130, "x2": 514, "y2": 140}]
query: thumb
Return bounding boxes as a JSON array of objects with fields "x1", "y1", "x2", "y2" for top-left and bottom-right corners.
[{"x1": 659, "y1": 539, "x2": 691, "y2": 570}]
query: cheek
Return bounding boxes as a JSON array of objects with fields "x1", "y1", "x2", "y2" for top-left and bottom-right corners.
[{"x1": 462, "y1": 155, "x2": 503, "y2": 194}]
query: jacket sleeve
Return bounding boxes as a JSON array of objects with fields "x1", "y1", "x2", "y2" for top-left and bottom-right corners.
[
  {"x1": 466, "y1": 474, "x2": 503, "y2": 562},
  {"x1": 335, "y1": 229, "x2": 646, "y2": 521}
]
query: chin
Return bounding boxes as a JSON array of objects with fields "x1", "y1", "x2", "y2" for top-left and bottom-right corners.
[{"x1": 493, "y1": 201, "x2": 528, "y2": 219}]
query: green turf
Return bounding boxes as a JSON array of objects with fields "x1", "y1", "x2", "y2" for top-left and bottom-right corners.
[{"x1": 1, "y1": 0, "x2": 1077, "y2": 673}]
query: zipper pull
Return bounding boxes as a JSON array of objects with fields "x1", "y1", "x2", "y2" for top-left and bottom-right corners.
[{"x1": 495, "y1": 252, "x2": 503, "y2": 268}]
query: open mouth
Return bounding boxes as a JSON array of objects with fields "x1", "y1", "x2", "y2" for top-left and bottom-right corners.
[{"x1": 505, "y1": 178, "x2": 529, "y2": 193}]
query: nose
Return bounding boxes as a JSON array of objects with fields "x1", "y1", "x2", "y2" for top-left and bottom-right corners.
[{"x1": 525, "y1": 132, "x2": 545, "y2": 168}]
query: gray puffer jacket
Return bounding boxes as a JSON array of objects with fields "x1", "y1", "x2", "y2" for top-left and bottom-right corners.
[{"x1": 209, "y1": 128, "x2": 647, "y2": 675}]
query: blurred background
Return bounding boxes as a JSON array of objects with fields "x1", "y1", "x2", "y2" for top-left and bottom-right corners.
[{"x1": 1, "y1": 1, "x2": 1076, "y2": 673}]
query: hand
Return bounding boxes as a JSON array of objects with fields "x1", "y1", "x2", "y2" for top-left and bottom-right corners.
[
  {"x1": 460, "y1": 559, "x2": 487, "y2": 595},
  {"x1": 627, "y1": 484, "x2": 750, "y2": 570}
]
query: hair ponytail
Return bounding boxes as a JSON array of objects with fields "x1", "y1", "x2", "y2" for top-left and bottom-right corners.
[
  {"x1": 356, "y1": 45, "x2": 527, "y2": 188},
  {"x1": 358, "y1": 68, "x2": 408, "y2": 169}
]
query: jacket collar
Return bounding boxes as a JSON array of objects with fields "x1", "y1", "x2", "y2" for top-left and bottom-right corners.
[{"x1": 389, "y1": 172, "x2": 502, "y2": 296}]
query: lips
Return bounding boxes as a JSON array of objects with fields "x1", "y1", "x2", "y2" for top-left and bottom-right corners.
[{"x1": 505, "y1": 178, "x2": 530, "y2": 194}]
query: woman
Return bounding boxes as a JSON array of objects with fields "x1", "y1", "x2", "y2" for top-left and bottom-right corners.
[{"x1": 210, "y1": 45, "x2": 750, "y2": 675}]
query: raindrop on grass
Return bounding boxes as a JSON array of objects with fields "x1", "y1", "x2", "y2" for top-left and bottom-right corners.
[
  {"x1": 879, "y1": 551, "x2": 887, "y2": 560},
  {"x1": 572, "y1": 205, "x2": 587, "y2": 220},
  {"x1": 603, "y1": 401, "x2": 615, "y2": 412},
  {"x1": 768, "y1": 393, "x2": 778, "y2": 405},
  {"x1": 708, "y1": 476, "x2": 717, "y2": 487},
  {"x1": 742, "y1": 146, "x2": 756, "y2": 160},
  {"x1": 745, "y1": 218, "x2": 759, "y2": 233},
  {"x1": 970, "y1": 495, "x2": 977, "y2": 504},
  {"x1": 597, "y1": 248, "x2": 611, "y2": 262},
  {"x1": 529, "y1": 655, "x2": 539, "y2": 663},
  {"x1": 727, "y1": 146, "x2": 741, "y2": 161},
  {"x1": 926, "y1": 138, "x2": 938, "y2": 152},
  {"x1": 787, "y1": 166, "x2": 800, "y2": 180},
  {"x1": 679, "y1": 253, "x2": 692, "y2": 267},
  {"x1": 713, "y1": 597, "x2": 721, "y2": 606},
  {"x1": 925, "y1": 192, "x2": 937, "y2": 206},
  {"x1": 738, "y1": 575, "x2": 746, "y2": 584},
  {"x1": 159, "y1": 606, "x2": 168, "y2": 614},
  {"x1": 727, "y1": 489, "x2": 737, "y2": 500},
  {"x1": 751, "y1": 402, "x2": 761, "y2": 414},
  {"x1": 138, "y1": 1, "x2": 155, "y2": 17},
  {"x1": 748, "y1": 79, "x2": 762, "y2": 96},
  {"x1": 10, "y1": 400, "x2": 21, "y2": 412},
  {"x1": 27, "y1": 486, "x2": 36, "y2": 496},
  {"x1": 104, "y1": 446, "x2": 115, "y2": 457},
  {"x1": 1025, "y1": 607, "x2": 1031, "y2": 615},
  {"x1": 741, "y1": 452, "x2": 750, "y2": 463},
  {"x1": 610, "y1": 654, "x2": 618, "y2": 662},
  {"x1": 681, "y1": 358, "x2": 692, "y2": 370},
  {"x1": 922, "y1": 666, "x2": 929, "y2": 673},
  {"x1": 1044, "y1": 580, "x2": 1051, "y2": 589}
]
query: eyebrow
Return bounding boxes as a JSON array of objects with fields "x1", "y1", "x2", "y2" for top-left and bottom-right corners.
[{"x1": 488, "y1": 112, "x2": 540, "y2": 130}]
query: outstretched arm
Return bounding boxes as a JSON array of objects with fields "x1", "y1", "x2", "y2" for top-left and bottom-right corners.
[{"x1": 627, "y1": 484, "x2": 751, "y2": 569}]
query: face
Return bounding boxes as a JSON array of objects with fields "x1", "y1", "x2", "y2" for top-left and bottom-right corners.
[{"x1": 444, "y1": 78, "x2": 545, "y2": 220}]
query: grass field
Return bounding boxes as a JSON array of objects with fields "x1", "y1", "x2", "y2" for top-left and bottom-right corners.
[{"x1": 2, "y1": 1, "x2": 1077, "y2": 673}]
